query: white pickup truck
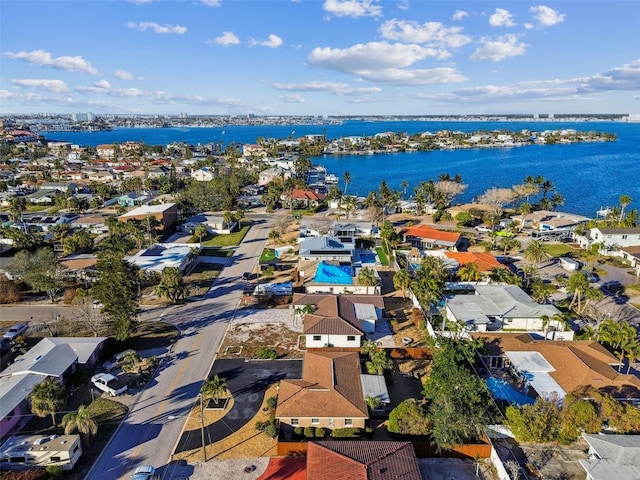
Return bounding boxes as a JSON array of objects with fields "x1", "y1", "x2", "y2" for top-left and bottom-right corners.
[{"x1": 91, "y1": 373, "x2": 128, "y2": 396}]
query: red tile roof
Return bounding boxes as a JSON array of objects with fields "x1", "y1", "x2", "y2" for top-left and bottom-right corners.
[
  {"x1": 306, "y1": 441, "x2": 422, "y2": 480},
  {"x1": 445, "y1": 251, "x2": 505, "y2": 272},
  {"x1": 257, "y1": 457, "x2": 306, "y2": 480},
  {"x1": 291, "y1": 189, "x2": 326, "y2": 201}
]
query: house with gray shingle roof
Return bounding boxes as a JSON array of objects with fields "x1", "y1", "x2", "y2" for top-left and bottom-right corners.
[{"x1": 579, "y1": 433, "x2": 640, "y2": 480}]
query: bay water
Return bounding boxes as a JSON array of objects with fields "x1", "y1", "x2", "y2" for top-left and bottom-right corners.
[{"x1": 43, "y1": 120, "x2": 640, "y2": 217}]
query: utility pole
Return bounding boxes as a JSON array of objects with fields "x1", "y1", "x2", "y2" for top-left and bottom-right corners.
[{"x1": 200, "y1": 394, "x2": 207, "y2": 462}]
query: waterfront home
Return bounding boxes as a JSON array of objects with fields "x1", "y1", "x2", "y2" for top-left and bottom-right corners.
[
  {"x1": 576, "y1": 226, "x2": 640, "y2": 253},
  {"x1": 579, "y1": 433, "x2": 640, "y2": 480},
  {"x1": 445, "y1": 284, "x2": 562, "y2": 333},
  {"x1": 474, "y1": 332, "x2": 640, "y2": 402},
  {"x1": 306, "y1": 441, "x2": 421, "y2": 480},
  {"x1": 275, "y1": 351, "x2": 369, "y2": 432},
  {"x1": 292, "y1": 293, "x2": 384, "y2": 347},
  {"x1": 118, "y1": 203, "x2": 178, "y2": 230},
  {"x1": 400, "y1": 224, "x2": 461, "y2": 251},
  {"x1": 620, "y1": 246, "x2": 640, "y2": 276},
  {"x1": 511, "y1": 210, "x2": 590, "y2": 231},
  {"x1": 258, "y1": 166, "x2": 290, "y2": 186}
]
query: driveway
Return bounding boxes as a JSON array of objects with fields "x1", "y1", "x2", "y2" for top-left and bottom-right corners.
[{"x1": 175, "y1": 358, "x2": 302, "y2": 452}]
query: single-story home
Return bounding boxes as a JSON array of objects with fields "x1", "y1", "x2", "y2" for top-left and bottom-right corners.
[
  {"x1": 511, "y1": 210, "x2": 590, "y2": 231},
  {"x1": 181, "y1": 213, "x2": 237, "y2": 235},
  {"x1": 299, "y1": 236, "x2": 355, "y2": 263},
  {"x1": 400, "y1": 224, "x2": 461, "y2": 251},
  {"x1": 579, "y1": 433, "x2": 640, "y2": 480},
  {"x1": 126, "y1": 244, "x2": 194, "y2": 273},
  {"x1": 118, "y1": 203, "x2": 178, "y2": 230}
]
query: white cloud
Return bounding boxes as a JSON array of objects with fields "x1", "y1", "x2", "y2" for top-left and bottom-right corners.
[
  {"x1": 309, "y1": 41, "x2": 439, "y2": 72},
  {"x1": 114, "y1": 69, "x2": 143, "y2": 80},
  {"x1": 379, "y1": 19, "x2": 472, "y2": 49},
  {"x1": 272, "y1": 81, "x2": 383, "y2": 95},
  {"x1": 470, "y1": 34, "x2": 527, "y2": 62},
  {"x1": 212, "y1": 31, "x2": 240, "y2": 46},
  {"x1": 452, "y1": 10, "x2": 468, "y2": 21},
  {"x1": 94, "y1": 80, "x2": 111, "y2": 89},
  {"x1": 579, "y1": 59, "x2": 640, "y2": 92},
  {"x1": 260, "y1": 34, "x2": 283, "y2": 48},
  {"x1": 12, "y1": 79, "x2": 69, "y2": 93},
  {"x1": 489, "y1": 8, "x2": 515, "y2": 27},
  {"x1": 4, "y1": 49, "x2": 98, "y2": 74},
  {"x1": 323, "y1": 0, "x2": 382, "y2": 18},
  {"x1": 127, "y1": 21, "x2": 187, "y2": 34},
  {"x1": 529, "y1": 5, "x2": 565, "y2": 27},
  {"x1": 127, "y1": 0, "x2": 153, "y2": 4},
  {"x1": 353, "y1": 67, "x2": 466, "y2": 85},
  {"x1": 202, "y1": 0, "x2": 221, "y2": 6},
  {"x1": 277, "y1": 94, "x2": 306, "y2": 103}
]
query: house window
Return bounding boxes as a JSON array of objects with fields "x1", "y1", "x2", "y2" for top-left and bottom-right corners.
[
  {"x1": 347, "y1": 335, "x2": 356, "y2": 342},
  {"x1": 345, "y1": 418, "x2": 353, "y2": 426},
  {"x1": 291, "y1": 418, "x2": 299, "y2": 426},
  {"x1": 313, "y1": 335, "x2": 321, "y2": 341},
  {"x1": 311, "y1": 418, "x2": 320, "y2": 424},
  {"x1": 50, "y1": 456, "x2": 61, "y2": 463},
  {"x1": 621, "y1": 235, "x2": 627, "y2": 240}
]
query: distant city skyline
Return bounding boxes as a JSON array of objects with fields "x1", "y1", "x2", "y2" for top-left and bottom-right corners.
[{"x1": 1, "y1": 1, "x2": 639, "y2": 116}]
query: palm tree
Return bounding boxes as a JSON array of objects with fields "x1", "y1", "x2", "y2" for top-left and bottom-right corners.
[
  {"x1": 201, "y1": 375, "x2": 229, "y2": 406},
  {"x1": 222, "y1": 211, "x2": 235, "y2": 230},
  {"x1": 9, "y1": 196, "x2": 26, "y2": 222},
  {"x1": 400, "y1": 180, "x2": 409, "y2": 199},
  {"x1": 499, "y1": 237, "x2": 521, "y2": 257},
  {"x1": 194, "y1": 224, "x2": 208, "y2": 243},
  {"x1": 393, "y1": 268, "x2": 411, "y2": 299},
  {"x1": 379, "y1": 220, "x2": 398, "y2": 256},
  {"x1": 343, "y1": 171, "x2": 352, "y2": 195},
  {"x1": 457, "y1": 263, "x2": 482, "y2": 282},
  {"x1": 540, "y1": 315, "x2": 550, "y2": 339},
  {"x1": 619, "y1": 194, "x2": 632, "y2": 222},
  {"x1": 343, "y1": 195, "x2": 357, "y2": 219},
  {"x1": 30, "y1": 377, "x2": 68, "y2": 427},
  {"x1": 366, "y1": 349, "x2": 393, "y2": 375},
  {"x1": 357, "y1": 267, "x2": 378, "y2": 293},
  {"x1": 524, "y1": 240, "x2": 549, "y2": 267},
  {"x1": 361, "y1": 339, "x2": 378, "y2": 357},
  {"x1": 62, "y1": 405, "x2": 98, "y2": 444},
  {"x1": 568, "y1": 271, "x2": 590, "y2": 314}
]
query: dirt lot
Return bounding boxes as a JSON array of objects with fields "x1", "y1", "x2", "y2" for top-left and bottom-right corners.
[{"x1": 219, "y1": 321, "x2": 304, "y2": 359}]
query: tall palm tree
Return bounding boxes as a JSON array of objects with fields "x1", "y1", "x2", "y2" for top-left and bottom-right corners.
[
  {"x1": 62, "y1": 405, "x2": 98, "y2": 444},
  {"x1": 201, "y1": 375, "x2": 228, "y2": 406},
  {"x1": 194, "y1": 224, "x2": 208, "y2": 243},
  {"x1": 568, "y1": 271, "x2": 589, "y2": 314},
  {"x1": 393, "y1": 268, "x2": 411, "y2": 299},
  {"x1": 343, "y1": 171, "x2": 352, "y2": 195},
  {"x1": 366, "y1": 349, "x2": 393, "y2": 375},
  {"x1": 619, "y1": 194, "x2": 632, "y2": 222},
  {"x1": 524, "y1": 240, "x2": 549, "y2": 267},
  {"x1": 357, "y1": 267, "x2": 378, "y2": 293},
  {"x1": 30, "y1": 377, "x2": 68, "y2": 427},
  {"x1": 500, "y1": 237, "x2": 521, "y2": 256},
  {"x1": 457, "y1": 263, "x2": 482, "y2": 282},
  {"x1": 400, "y1": 180, "x2": 409, "y2": 199}
]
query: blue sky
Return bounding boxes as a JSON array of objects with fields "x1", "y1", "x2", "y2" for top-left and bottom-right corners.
[{"x1": 1, "y1": 0, "x2": 639, "y2": 116}]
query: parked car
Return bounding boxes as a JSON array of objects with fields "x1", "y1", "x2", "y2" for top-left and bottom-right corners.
[
  {"x1": 91, "y1": 373, "x2": 128, "y2": 397},
  {"x1": 475, "y1": 225, "x2": 493, "y2": 233},
  {"x1": 587, "y1": 273, "x2": 600, "y2": 283},
  {"x1": 131, "y1": 465, "x2": 158, "y2": 480},
  {"x1": 103, "y1": 349, "x2": 136, "y2": 371},
  {"x1": 3, "y1": 323, "x2": 29, "y2": 340}
]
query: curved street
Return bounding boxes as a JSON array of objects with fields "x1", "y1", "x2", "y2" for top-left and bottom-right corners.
[{"x1": 85, "y1": 217, "x2": 272, "y2": 480}]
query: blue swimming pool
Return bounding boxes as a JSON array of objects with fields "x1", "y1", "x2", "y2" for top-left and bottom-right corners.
[
  {"x1": 486, "y1": 377, "x2": 534, "y2": 406},
  {"x1": 360, "y1": 252, "x2": 376, "y2": 264}
]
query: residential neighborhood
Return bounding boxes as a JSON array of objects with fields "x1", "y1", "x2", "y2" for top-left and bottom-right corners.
[{"x1": 0, "y1": 121, "x2": 639, "y2": 480}]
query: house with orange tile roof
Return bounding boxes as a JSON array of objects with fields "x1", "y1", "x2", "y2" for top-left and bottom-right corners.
[
  {"x1": 292, "y1": 293, "x2": 384, "y2": 348},
  {"x1": 306, "y1": 441, "x2": 422, "y2": 480},
  {"x1": 400, "y1": 224, "x2": 461, "y2": 251},
  {"x1": 283, "y1": 189, "x2": 326, "y2": 210},
  {"x1": 444, "y1": 251, "x2": 506, "y2": 273},
  {"x1": 275, "y1": 351, "x2": 369, "y2": 431},
  {"x1": 473, "y1": 332, "x2": 640, "y2": 401}
]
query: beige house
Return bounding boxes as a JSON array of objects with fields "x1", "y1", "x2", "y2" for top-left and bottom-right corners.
[{"x1": 276, "y1": 351, "x2": 368, "y2": 431}]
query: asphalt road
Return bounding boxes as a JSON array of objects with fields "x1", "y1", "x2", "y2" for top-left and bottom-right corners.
[{"x1": 85, "y1": 218, "x2": 273, "y2": 480}]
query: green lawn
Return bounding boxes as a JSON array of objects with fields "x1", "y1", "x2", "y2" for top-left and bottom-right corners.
[
  {"x1": 375, "y1": 246, "x2": 389, "y2": 266},
  {"x1": 129, "y1": 321, "x2": 180, "y2": 351},
  {"x1": 260, "y1": 248, "x2": 276, "y2": 263},
  {"x1": 202, "y1": 224, "x2": 250, "y2": 247},
  {"x1": 541, "y1": 243, "x2": 573, "y2": 258}
]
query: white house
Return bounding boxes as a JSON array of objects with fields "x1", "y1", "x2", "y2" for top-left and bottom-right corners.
[
  {"x1": 191, "y1": 167, "x2": 215, "y2": 182},
  {"x1": 299, "y1": 236, "x2": 355, "y2": 262},
  {"x1": 293, "y1": 293, "x2": 384, "y2": 348},
  {"x1": 511, "y1": 210, "x2": 591, "y2": 231},
  {"x1": 126, "y1": 244, "x2": 194, "y2": 273},
  {"x1": 445, "y1": 285, "x2": 563, "y2": 333},
  {"x1": 181, "y1": 213, "x2": 237, "y2": 235}
]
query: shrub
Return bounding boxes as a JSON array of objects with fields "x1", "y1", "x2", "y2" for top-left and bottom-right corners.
[
  {"x1": 293, "y1": 427, "x2": 303, "y2": 436},
  {"x1": 390, "y1": 319, "x2": 398, "y2": 333},
  {"x1": 0, "y1": 276, "x2": 22, "y2": 304},
  {"x1": 315, "y1": 427, "x2": 325, "y2": 438},
  {"x1": 264, "y1": 424, "x2": 278, "y2": 438},
  {"x1": 45, "y1": 466, "x2": 64, "y2": 479},
  {"x1": 304, "y1": 427, "x2": 315, "y2": 438},
  {"x1": 266, "y1": 396, "x2": 277, "y2": 409},
  {"x1": 255, "y1": 421, "x2": 266, "y2": 431},
  {"x1": 331, "y1": 427, "x2": 361, "y2": 438},
  {"x1": 388, "y1": 399, "x2": 432, "y2": 435},
  {"x1": 257, "y1": 347, "x2": 277, "y2": 360},
  {"x1": 62, "y1": 287, "x2": 78, "y2": 305}
]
